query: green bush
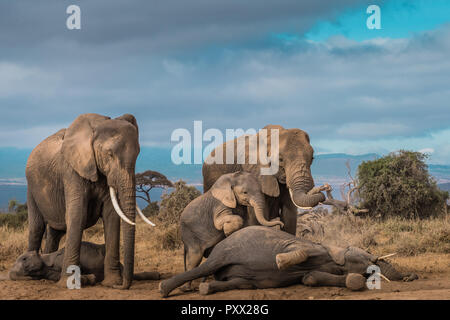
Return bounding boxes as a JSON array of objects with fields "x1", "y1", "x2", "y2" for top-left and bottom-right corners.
[
  {"x1": 154, "y1": 180, "x2": 201, "y2": 250},
  {"x1": 357, "y1": 150, "x2": 448, "y2": 219},
  {"x1": 142, "y1": 201, "x2": 160, "y2": 217},
  {"x1": 158, "y1": 180, "x2": 201, "y2": 225}
]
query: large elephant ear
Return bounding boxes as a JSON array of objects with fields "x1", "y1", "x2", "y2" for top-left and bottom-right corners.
[
  {"x1": 241, "y1": 125, "x2": 285, "y2": 174},
  {"x1": 325, "y1": 245, "x2": 347, "y2": 265},
  {"x1": 115, "y1": 114, "x2": 139, "y2": 134},
  {"x1": 211, "y1": 174, "x2": 236, "y2": 208},
  {"x1": 61, "y1": 113, "x2": 110, "y2": 182},
  {"x1": 258, "y1": 175, "x2": 280, "y2": 197}
]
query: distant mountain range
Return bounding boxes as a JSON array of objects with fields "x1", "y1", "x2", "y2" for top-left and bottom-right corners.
[
  {"x1": 438, "y1": 183, "x2": 450, "y2": 191},
  {"x1": 1, "y1": 147, "x2": 449, "y2": 210}
]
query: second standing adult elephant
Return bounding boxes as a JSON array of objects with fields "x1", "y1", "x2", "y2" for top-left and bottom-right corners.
[{"x1": 202, "y1": 125, "x2": 326, "y2": 235}]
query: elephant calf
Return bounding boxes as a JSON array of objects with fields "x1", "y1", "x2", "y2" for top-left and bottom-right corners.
[
  {"x1": 160, "y1": 226, "x2": 417, "y2": 297},
  {"x1": 4, "y1": 242, "x2": 160, "y2": 285},
  {"x1": 180, "y1": 171, "x2": 283, "y2": 291}
]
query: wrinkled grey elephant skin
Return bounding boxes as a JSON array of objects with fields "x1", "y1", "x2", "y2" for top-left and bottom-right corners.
[
  {"x1": 6, "y1": 242, "x2": 160, "y2": 285},
  {"x1": 180, "y1": 171, "x2": 283, "y2": 291},
  {"x1": 160, "y1": 226, "x2": 418, "y2": 297},
  {"x1": 203, "y1": 125, "x2": 326, "y2": 236},
  {"x1": 26, "y1": 113, "x2": 141, "y2": 289}
]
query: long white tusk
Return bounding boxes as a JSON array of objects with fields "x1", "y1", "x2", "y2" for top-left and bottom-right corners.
[
  {"x1": 289, "y1": 188, "x2": 313, "y2": 210},
  {"x1": 136, "y1": 204, "x2": 156, "y2": 227},
  {"x1": 378, "y1": 253, "x2": 397, "y2": 260},
  {"x1": 109, "y1": 187, "x2": 135, "y2": 226},
  {"x1": 378, "y1": 273, "x2": 391, "y2": 282}
]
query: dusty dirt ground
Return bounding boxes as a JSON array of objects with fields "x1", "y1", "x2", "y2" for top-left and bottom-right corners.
[
  {"x1": 0, "y1": 266, "x2": 449, "y2": 300},
  {"x1": 1, "y1": 219, "x2": 449, "y2": 300}
]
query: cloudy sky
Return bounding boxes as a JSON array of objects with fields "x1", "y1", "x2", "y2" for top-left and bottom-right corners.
[{"x1": 0, "y1": 0, "x2": 449, "y2": 164}]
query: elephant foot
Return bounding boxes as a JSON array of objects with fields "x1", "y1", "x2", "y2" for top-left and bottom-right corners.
[
  {"x1": 159, "y1": 281, "x2": 171, "y2": 298},
  {"x1": 101, "y1": 273, "x2": 122, "y2": 288},
  {"x1": 345, "y1": 273, "x2": 366, "y2": 291},
  {"x1": 56, "y1": 275, "x2": 70, "y2": 289},
  {"x1": 81, "y1": 274, "x2": 97, "y2": 286},
  {"x1": 179, "y1": 282, "x2": 195, "y2": 292},
  {"x1": 198, "y1": 282, "x2": 212, "y2": 296}
]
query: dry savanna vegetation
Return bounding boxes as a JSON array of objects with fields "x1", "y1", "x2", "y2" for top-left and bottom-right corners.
[{"x1": 0, "y1": 152, "x2": 449, "y2": 299}]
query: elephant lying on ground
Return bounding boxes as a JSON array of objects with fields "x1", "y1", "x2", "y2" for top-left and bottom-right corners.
[
  {"x1": 3, "y1": 242, "x2": 160, "y2": 285},
  {"x1": 159, "y1": 226, "x2": 417, "y2": 297},
  {"x1": 180, "y1": 171, "x2": 283, "y2": 291}
]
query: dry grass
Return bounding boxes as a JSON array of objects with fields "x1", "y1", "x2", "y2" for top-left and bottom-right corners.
[
  {"x1": 82, "y1": 220, "x2": 184, "y2": 273},
  {"x1": 0, "y1": 226, "x2": 28, "y2": 272},
  {"x1": 0, "y1": 213, "x2": 448, "y2": 276},
  {"x1": 299, "y1": 213, "x2": 450, "y2": 257}
]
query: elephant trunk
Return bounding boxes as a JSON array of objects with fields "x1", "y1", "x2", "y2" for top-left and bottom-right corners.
[
  {"x1": 249, "y1": 198, "x2": 284, "y2": 228},
  {"x1": 117, "y1": 178, "x2": 136, "y2": 290},
  {"x1": 8, "y1": 270, "x2": 32, "y2": 281},
  {"x1": 289, "y1": 189, "x2": 325, "y2": 209},
  {"x1": 287, "y1": 168, "x2": 325, "y2": 209}
]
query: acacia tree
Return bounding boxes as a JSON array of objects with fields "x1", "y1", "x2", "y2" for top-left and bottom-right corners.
[{"x1": 135, "y1": 170, "x2": 174, "y2": 206}]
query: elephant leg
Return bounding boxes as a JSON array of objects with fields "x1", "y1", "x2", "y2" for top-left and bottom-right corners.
[
  {"x1": 222, "y1": 215, "x2": 244, "y2": 236},
  {"x1": 180, "y1": 244, "x2": 204, "y2": 292},
  {"x1": 303, "y1": 271, "x2": 366, "y2": 291},
  {"x1": 280, "y1": 188, "x2": 298, "y2": 235},
  {"x1": 101, "y1": 201, "x2": 122, "y2": 287},
  {"x1": 57, "y1": 191, "x2": 87, "y2": 287},
  {"x1": 43, "y1": 226, "x2": 64, "y2": 254},
  {"x1": 27, "y1": 191, "x2": 46, "y2": 252},
  {"x1": 199, "y1": 277, "x2": 254, "y2": 295},
  {"x1": 160, "y1": 256, "x2": 224, "y2": 297},
  {"x1": 81, "y1": 274, "x2": 97, "y2": 286}
]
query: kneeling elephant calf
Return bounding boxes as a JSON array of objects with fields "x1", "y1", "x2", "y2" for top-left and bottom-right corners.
[
  {"x1": 160, "y1": 226, "x2": 417, "y2": 297},
  {"x1": 180, "y1": 171, "x2": 283, "y2": 291},
  {"x1": 4, "y1": 242, "x2": 160, "y2": 286}
]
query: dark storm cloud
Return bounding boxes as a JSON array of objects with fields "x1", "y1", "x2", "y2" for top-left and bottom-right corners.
[
  {"x1": 0, "y1": 0, "x2": 367, "y2": 132},
  {"x1": 0, "y1": 0, "x2": 449, "y2": 163},
  {"x1": 0, "y1": 0, "x2": 366, "y2": 48}
]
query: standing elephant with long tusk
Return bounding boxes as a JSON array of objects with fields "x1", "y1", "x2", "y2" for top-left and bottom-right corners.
[
  {"x1": 25, "y1": 113, "x2": 154, "y2": 289},
  {"x1": 159, "y1": 226, "x2": 418, "y2": 297},
  {"x1": 203, "y1": 125, "x2": 326, "y2": 235}
]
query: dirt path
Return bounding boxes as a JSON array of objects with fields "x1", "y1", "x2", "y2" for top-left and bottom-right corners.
[{"x1": 0, "y1": 272, "x2": 449, "y2": 300}]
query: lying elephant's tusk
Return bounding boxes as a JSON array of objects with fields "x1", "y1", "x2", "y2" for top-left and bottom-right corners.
[
  {"x1": 378, "y1": 253, "x2": 397, "y2": 260},
  {"x1": 109, "y1": 187, "x2": 135, "y2": 226},
  {"x1": 378, "y1": 273, "x2": 391, "y2": 282},
  {"x1": 288, "y1": 189, "x2": 313, "y2": 210},
  {"x1": 136, "y1": 204, "x2": 156, "y2": 226}
]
